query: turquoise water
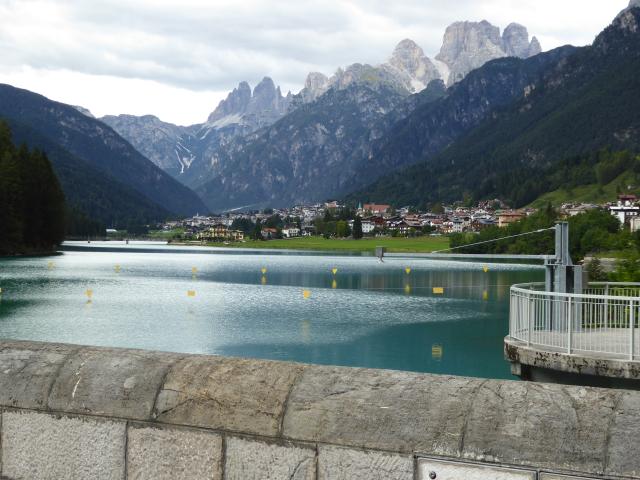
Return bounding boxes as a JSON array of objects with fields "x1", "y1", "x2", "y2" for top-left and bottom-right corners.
[{"x1": 0, "y1": 241, "x2": 543, "y2": 379}]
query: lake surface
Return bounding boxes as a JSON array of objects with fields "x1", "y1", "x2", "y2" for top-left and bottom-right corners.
[{"x1": 0, "y1": 241, "x2": 543, "y2": 379}]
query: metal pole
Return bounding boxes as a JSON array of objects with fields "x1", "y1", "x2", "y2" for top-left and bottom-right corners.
[
  {"x1": 630, "y1": 300, "x2": 635, "y2": 361},
  {"x1": 604, "y1": 284, "x2": 609, "y2": 330},
  {"x1": 567, "y1": 297, "x2": 572, "y2": 354},
  {"x1": 527, "y1": 293, "x2": 531, "y2": 346}
]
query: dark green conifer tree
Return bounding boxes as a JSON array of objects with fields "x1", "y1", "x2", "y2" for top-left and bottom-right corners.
[
  {"x1": 0, "y1": 121, "x2": 66, "y2": 254},
  {"x1": 353, "y1": 215, "x2": 363, "y2": 240}
]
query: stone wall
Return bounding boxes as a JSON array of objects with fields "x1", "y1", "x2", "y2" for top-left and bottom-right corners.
[{"x1": 0, "y1": 339, "x2": 639, "y2": 479}]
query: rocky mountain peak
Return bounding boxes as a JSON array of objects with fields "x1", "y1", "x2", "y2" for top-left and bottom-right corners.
[
  {"x1": 305, "y1": 72, "x2": 329, "y2": 90},
  {"x1": 436, "y1": 20, "x2": 505, "y2": 84},
  {"x1": 253, "y1": 77, "x2": 276, "y2": 97},
  {"x1": 297, "y1": 18, "x2": 541, "y2": 102},
  {"x1": 251, "y1": 77, "x2": 278, "y2": 111},
  {"x1": 300, "y1": 73, "x2": 330, "y2": 103},
  {"x1": 390, "y1": 39, "x2": 424, "y2": 60},
  {"x1": 529, "y1": 36, "x2": 542, "y2": 56},
  {"x1": 301, "y1": 72, "x2": 330, "y2": 102},
  {"x1": 73, "y1": 105, "x2": 95, "y2": 118},
  {"x1": 436, "y1": 19, "x2": 542, "y2": 85},
  {"x1": 619, "y1": 0, "x2": 640, "y2": 19},
  {"x1": 207, "y1": 81, "x2": 251, "y2": 124},
  {"x1": 387, "y1": 39, "x2": 441, "y2": 92},
  {"x1": 503, "y1": 23, "x2": 530, "y2": 57},
  {"x1": 206, "y1": 77, "x2": 291, "y2": 129}
]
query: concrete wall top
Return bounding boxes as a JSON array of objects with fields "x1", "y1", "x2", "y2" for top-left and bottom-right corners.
[{"x1": 1, "y1": 339, "x2": 639, "y2": 478}]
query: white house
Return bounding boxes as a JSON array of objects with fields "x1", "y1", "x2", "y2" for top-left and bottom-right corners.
[
  {"x1": 609, "y1": 195, "x2": 639, "y2": 226},
  {"x1": 348, "y1": 219, "x2": 376, "y2": 234},
  {"x1": 282, "y1": 226, "x2": 301, "y2": 238},
  {"x1": 451, "y1": 218, "x2": 464, "y2": 233}
]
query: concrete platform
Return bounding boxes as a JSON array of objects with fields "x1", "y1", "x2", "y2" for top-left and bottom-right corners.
[{"x1": 505, "y1": 336, "x2": 640, "y2": 388}]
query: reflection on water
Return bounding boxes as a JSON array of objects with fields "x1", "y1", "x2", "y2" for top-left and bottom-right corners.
[{"x1": 0, "y1": 241, "x2": 544, "y2": 379}]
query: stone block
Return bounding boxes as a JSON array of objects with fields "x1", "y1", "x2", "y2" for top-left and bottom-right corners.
[
  {"x1": 460, "y1": 380, "x2": 617, "y2": 474},
  {"x1": 154, "y1": 356, "x2": 305, "y2": 436},
  {"x1": 283, "y1": 365, "x2": 479, "y2": 455},
  {"x1": 603, "y1": 390, "x2": 640, "y2": 478},
  {"x1": 1, "y1": 410, "x2": 125, "y2": 480},
  {"x1": 126, "y1": 424, "x2": 222, "y2": 480},
  {"x1": 224, "y1": 436, "x2": 315, "y2": 480},
  {"x1": 48, "y1": 346, "x2": 179, "y2": 420},
  {"x1": 0, "y1": 341, "x2": 79, "y2": 409},
  {"x1": 319, "y1": 445, "x2": 412, "y2": 480}
]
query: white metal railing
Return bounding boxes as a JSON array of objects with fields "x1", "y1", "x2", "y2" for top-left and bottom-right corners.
[{"x1": 509, "y1": 282, "x2": 640, "y2": 361}]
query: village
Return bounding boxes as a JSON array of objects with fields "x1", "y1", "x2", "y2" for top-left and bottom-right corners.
[{"x1": 158, "y1": 195, "x2": 640, "y2": 243}]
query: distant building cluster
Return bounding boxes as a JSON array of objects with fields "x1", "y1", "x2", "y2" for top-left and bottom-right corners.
[
  {"x1": 160, "y1": 199, "x2": 537, "y2": 242},
  {"x1": 158, "y1": 194, "x2": 640, "y2": 243}
]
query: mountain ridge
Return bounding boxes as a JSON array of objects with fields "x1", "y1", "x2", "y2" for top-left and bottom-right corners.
[
  {"x1": 0, "y1": 84, "x2": 208, "y2": 222},
  {"x1": 350, "y1": 7, "x2": 640, "y2": 208},
  {"x1": 101, "y1": 17, "x2": 542, "y2": 202}
]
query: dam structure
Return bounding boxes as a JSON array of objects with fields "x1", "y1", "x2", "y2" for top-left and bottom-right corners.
[{"x1": 1, "y1": 339, "x2": 640, "y2": 479}]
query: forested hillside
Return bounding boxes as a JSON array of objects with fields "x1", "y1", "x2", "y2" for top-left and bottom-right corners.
[
  {"x1": 7, "y1": 120, "x2": 170, "y2": 229},
  {"x1": 0, "y1": 122, "x2": 65, "y2": 254}
]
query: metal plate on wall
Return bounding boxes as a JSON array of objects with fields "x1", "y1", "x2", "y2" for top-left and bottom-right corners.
[
  {"x1": 417, "y1": 458, "x2": 536, "y2": 480},
  {"x1": 539, "y1": 474, "x2": 600, "y2": 480}
]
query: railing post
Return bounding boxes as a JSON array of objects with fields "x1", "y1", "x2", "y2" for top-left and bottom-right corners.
[
  {"x1": 567, "y1": 296, "x2": 572, "y2": 354},
  {"x1": 527, "y1": 292, "x2": 532, "y2": 346},
  {"x1": 630, "y1": 300, "x2": 635, "y2": 361},
  {"x1": 604, "y1": 284, "x2": 609, "y2": 330}
]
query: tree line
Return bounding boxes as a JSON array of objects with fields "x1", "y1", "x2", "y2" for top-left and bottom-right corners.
[
  {"x1": 450, "y1": 206, "x2": 640, "y2": 280},
  {"x1": 0, "y1": 121, "x2": 66, "y2": 254},
  {"x1": 449, "y1": 207, "x2": 628, "y2": 260}
]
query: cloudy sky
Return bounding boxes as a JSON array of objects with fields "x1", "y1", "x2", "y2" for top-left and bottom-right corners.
[{"x1": 0, "y1": 0, "x2": 629, "y2": 125}]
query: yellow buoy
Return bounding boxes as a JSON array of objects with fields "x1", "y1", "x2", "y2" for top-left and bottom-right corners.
[
  {"x1": 187, "y1": 290, "x2": 196, "y2": 297},
  {"x1": 85, "y1": 289, "x2": 93, "y2": 299},
  {"x1": 405, "y1": 267, "x2": 411, "y2": 275},
  {"x1": 191, "y1": 267, "x2": 198, "y2": 274},
  {"x1": 433, "y1": 287, "x2": 444, "y2": 295},
  {"x1": 47, "y1": 261, "x2": 55, "y2": 269},
  {"x1": 303, "y1": 290, "x2": 311, "y2": 299},
  {"x1": 432, "y1": 344, "x2": 443, "y2": 360},
  {"x1": 331, "y1": 268, "x2": 338, "y2": 275},
  {"x1": 114, "y1": 264, "x2": 121, "y2": 273},
  {"x1": 483, "y1": 265, "x2": 489, "y2": 273},
  {"x1": 261, "y1": 267, "x2": 267, "y2": 275}
]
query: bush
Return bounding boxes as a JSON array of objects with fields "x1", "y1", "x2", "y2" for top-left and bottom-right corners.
[{"x1": 586, "y1": 258, "x2": 608, "y2": 281}]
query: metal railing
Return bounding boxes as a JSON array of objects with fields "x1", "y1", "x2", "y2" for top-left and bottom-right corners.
[{"x1": 509, "y1": 282, "x2": 640, "y2": 361}]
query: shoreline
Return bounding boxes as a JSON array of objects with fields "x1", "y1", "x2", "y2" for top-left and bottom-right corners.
[
  {"x1": 167, "y1": 236, "x2": 451, "y2": 254},
  {"x1": 0, "y1": 249, "x2": 62, "y2": 259}
]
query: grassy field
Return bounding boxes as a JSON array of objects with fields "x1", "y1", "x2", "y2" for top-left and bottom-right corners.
[
  {"x1": 528, "y1": 171, "x2": 640, "y2": 209},
  {"x1": 203, "y1": 236, "x2": 450, "y2": 253},
  {"x1": 147, "y1": 229, "x2": 185, "y2": 240}
]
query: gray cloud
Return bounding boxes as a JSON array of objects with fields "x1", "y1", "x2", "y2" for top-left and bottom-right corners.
[{"x1": 0, "y1": 0, "x2": 628, "y2": 123}]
